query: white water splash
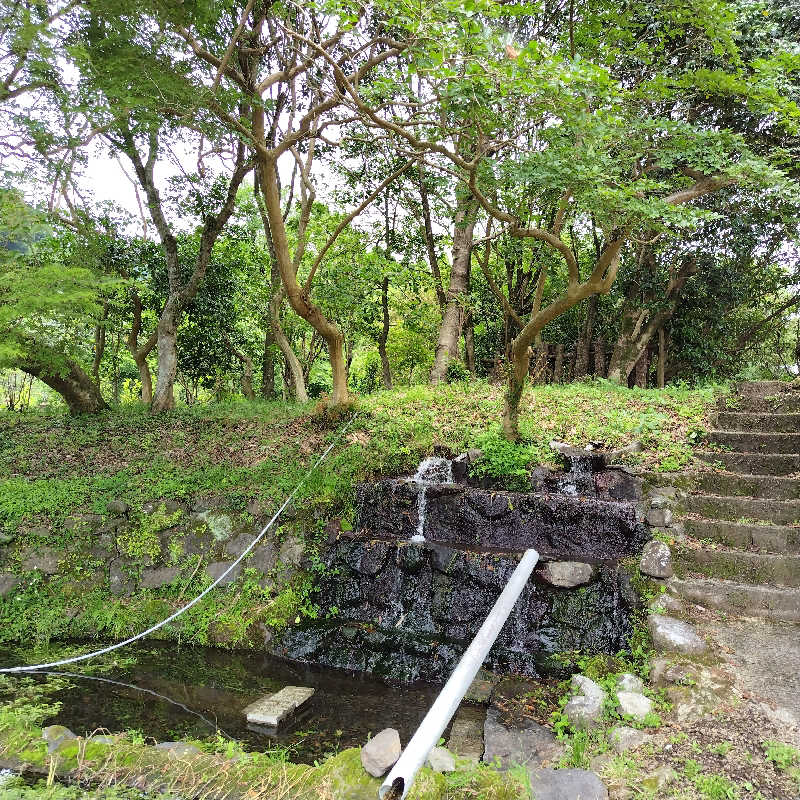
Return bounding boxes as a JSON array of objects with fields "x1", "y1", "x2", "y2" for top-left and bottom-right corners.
[{"x1": 410, "y1": 456, "x2": 453, "y2": 543}]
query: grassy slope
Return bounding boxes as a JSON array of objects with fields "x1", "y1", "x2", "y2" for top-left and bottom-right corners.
[{"x1": 0, "y1": 379, "x2": 722, "y2": 536}]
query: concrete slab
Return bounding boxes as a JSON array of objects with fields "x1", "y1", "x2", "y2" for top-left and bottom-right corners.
[{"x1": 243, "y1": 686, "x2": 315, "y2": 727}]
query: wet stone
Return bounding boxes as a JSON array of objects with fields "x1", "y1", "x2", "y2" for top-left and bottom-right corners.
[
  {"x1": 528, "y1": 768, "x2": 608, "y2": 800},
  {"x1": 448, "y1": 706, "x2": 485, "y2": 763},
  {"x1": 244, "y1": 686, "x2": 315, "y2": 727},
  {"x1": 360, "y1": 727, "x2": 401, "y2": 777},
  {"x1": 648, "y1": 614, "x2": 707, "y2": 655},
  {"x1": 538, "y1": 561, "x2": 595, "y2": 588},
  {"x1": 483, "y1": 706, "x2": 562, "y2": 768}
]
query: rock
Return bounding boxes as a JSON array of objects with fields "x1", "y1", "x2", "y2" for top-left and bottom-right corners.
[
  {"x1": 482, "y1": 707, "x2": 562, "y2": 768},
  {"x1": 648, "y1": 593, "x2": 683, "y2": 614},
  {"x1": 565, "y1": 675, "x2": 607, "y2": 730},
  {"x1": 279, "y1": 535, "x2": 306, "y2": 567},
  {"x1": 360, "y1": 728, "x2": 401, "y2": 777},
  {"x1": 90, "y1": 735, "x2": 115, "y2": 745},
  {"x1": 21, "y1": 549, "x2": 60, "y2": 574},
  {"x1": 451, "y1": 454, "x2": 470, "y2": 483},
  {"x1": 616, "y1": 691, "x2": 653, "y2": 721},
  {"x1": 154, "y1": 742, "x2": 200, "y2": 757},
  {"x1": 106, "y1": 500, "x2": 130, "y2": 516},
  {"x1": 639, "y1": 541, "x2": 674, "y2": 579},
  {"x1": 244, "y1": 686, "x2": 315, "y2": 727},
  {"x1": 466, "y1": 448, "x2": 484, "y2": 463},
  {"x1": 42, "y1": 725, "x2": 77, "y2": 754},
  {"x1": 206, "y1": 561, "x2": 242, "y2": 587},
  {"x1": 646, "y1": 508, "x2": 673, "y2": 527},
  {"x1": 609, "y1": 726, "x2": 651, "y2": 754},
  {"x1": 143, "y1": 499, "x2": 182, "y2": 515},
  {"x1": 616, "y1": 673, "x2": 644, "y2": 694},
  {"x1": 538, "y1": 561, "x2": 595, "y2": 588},
  {"x1": 108, "y1": 562, "x2": 134, "y2": 597},
  {"x1": 426, "y1": 746, "x2": 456, "y2": 773},
  {"x1": 139, "y1": 566, "x2": 180, "y2": 590},
  {"x1": 202, "y1": 512, "x2": 234, "y2": 541},
  {"x1": 464, "y1": 671, "x2": 498, "y2": 704},
  {"x1": 0, "y1": 574, "x2": 20, "y2": 597},
  {"x1": 448, "y1": 706, "x2": 485, "y2": 763},
  {"x1": 564, "y1": 695, "x2": 606, "y2": 730},
  {"x1": 528, "y1": 767, "x2": 608, "y2": 800},
  {"x1": 641, "y1": 766, "x2": 678, "y2": 792},
  {"x1": 0, "y1": 532, "x2": 15, "y2": 545},
  {"x1": 571, "y1": 675, "x2": 606, "y2": 701},
  {"x1": 648, "y1": 614, "x2": 707, "y2": 655},
  {"x1": 28, "y1": 526, "x2": 51, "y2": 539},
  {"x1": 649, "y1": 494, "x2": 672, "y2": 510}
]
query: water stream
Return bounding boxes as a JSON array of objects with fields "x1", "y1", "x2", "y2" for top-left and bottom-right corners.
[
  {"x1": 409, "y1": 456, "x2": 453, "y2": 543},
  {"x1": 0, "y1": 642, "x2": 445, "y2": 764}
]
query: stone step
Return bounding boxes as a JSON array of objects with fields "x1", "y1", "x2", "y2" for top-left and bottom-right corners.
[
  {"x1": 715, "y1": 412, "x2": 800, "y2": 433},
  {"x1": 668, "y1": 576, "x2": 800, "y2": 623},
  {"x1": 683, "y1": 519, "x2": 800, "y2": 553},
  {"x1": 682, "y1": 493, "x2": 800, "y2": 525},
  {"x1": 706, "y1": 430, "x2": 800, "y2": 454},
  {"x1": 647, "y1": 470, "x2": 800, "y2": 500},
  {"x1": 735, "y1": 380, "x2": 793, "y2": 397},
  {"x1": 694, "y1": 451, "x2": 800, "y2": 476},
  {"x1": 242, "y1": 686, "x2": 315, "y2": 727},
  {"x1": 725, "y1": 394, "x2": 800, "y2": 414},
  {"x1": 674, "y1": 546, "x2": 800, "y2": 588}
]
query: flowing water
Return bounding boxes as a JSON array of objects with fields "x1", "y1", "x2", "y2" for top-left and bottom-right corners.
[
  {"x1": 409, "y1": 456, "x2": 453, "y2": 543},
  {"x1": 0, "y1": 642, "x2": 444, "y2": 764}
]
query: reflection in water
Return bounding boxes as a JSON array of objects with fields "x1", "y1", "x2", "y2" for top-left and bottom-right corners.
[{"x1": 0, "y1": 642, "x2": 444, "y2": 764}]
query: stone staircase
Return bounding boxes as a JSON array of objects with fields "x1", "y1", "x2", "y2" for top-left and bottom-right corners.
[{"x1": 649, "y1": 381, "x2": 800, "y2": 622}]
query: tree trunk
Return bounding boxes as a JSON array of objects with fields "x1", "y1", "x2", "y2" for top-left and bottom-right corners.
[
  {"x1": 378, "y1": 275, "x2": 392, "y2": 389},
  {"x1": 261, "y1": 330, "x2": 275, "y2": 399},
  {"x1": 553, "y1": 343, "x2": 565, "y2": 384},
  {"x1": 151, "y1": 310, "x2": 178, "y2": 411},
  {"x1": 503, "y1": 340, "x2": 531, "y2": 441},
  {"x1": 634, "y1": 349, "x2": 649, "y2": 388},
  {"x1": 258, "y1": 157, "x2": 348, "y2": 407},
  {"x1": 572, "y1": 295, "x2": 598, "y2": 379},
  {"x1": 430, "y1": 194, "x2": 477, "y2": 383},
  {"x1": 270, "y1": 287, "x2": 308, "y2": 403},
  {"x1": 22, "y1": 355, "x2": 108, "y2": 414},
  {"x1": 127, "y1": 290, "x2": 156, "y2": 404},
  {"x1": 92, "y1": 302, "x2": 108, "y2": 385},
  {"x1": 226, "y1": 338, "x2": 255, "y2": 400},
  {"x1": 657, "y1": 327, "x2": 666, "y2": 389},
  {"x1": 594, "y1": 338, "x2": 606, "y2": 378},
  {"x1": 464, "y1": 312, "x2": 475, "y2": 375}
]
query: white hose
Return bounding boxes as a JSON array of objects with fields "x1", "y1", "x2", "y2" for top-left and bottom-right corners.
[{"x1": 0, "y1": 413, "x2": 359, "y2": 674}]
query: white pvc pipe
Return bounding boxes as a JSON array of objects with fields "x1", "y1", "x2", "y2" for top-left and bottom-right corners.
[{"x1": 379, "y1": 547, "x2": 540, "y2": 799}]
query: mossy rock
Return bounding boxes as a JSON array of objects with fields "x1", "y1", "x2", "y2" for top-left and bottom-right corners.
[{"x1": 320, "y1": 748, "x2": 383, "y2": 800}]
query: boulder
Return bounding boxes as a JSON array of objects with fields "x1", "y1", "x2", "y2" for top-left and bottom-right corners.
[
  {"x1": 609, "y1": 726, "x2": 651, "y2": 754},
  {"x1": 0, "y1": 574, "x2": 20, "y2": 597},
  {"x1": 206, "y1": 561, "x2": 242, "y2": 587},
  {"x1": 564, "y1": 695, "x2": 605, "y2": 730},
  {"x1": 21, "y1": 549, "x2": 60, "y2": 574},
  {"x1": 106, "y1": 500, "x2": 130, "y2": 516},
  {"x1": 616, "y1": 673, "x2": 644, "y2": 694},
  {"x1": 616, "y1": 691, "x2": 653, "y2": 721},
  {"x1": 42, "y1": 725, "x2": 77, "y2": 754},
  {"x1": 279, "y1": 535, "x2": 306, "y2": 567},
  {"x1": 108, "y1": 562, "x2": 134, "y2": 597},
  {"x1": 360, "y1": 728, "x2": 401, "y2": 777},
  {"x1": 648, "y1": 614, "x2": 707, "y2": 655},
  {"x1": 565, "y1": 675, "x2": 607, "y2": 730},
  {"x1": 639, "y1": 541, "x2": 673, "y2": 579},
  {"x1": 528, "y1": 768, "x2": 608, "y2": 800},
  {"x1": 648, "y1": 593, "x2": 683, "y2": 614},
  {"x1": 426, "y1": 746, "x2": 456, "y2": 773},
  {"x1": 139, "y1": 566, "x2": 181, "y2": 590},
  {"x1": 482, "y1": 707, "x2": 562, "y2": 768},
  {"x1": 646, "y1": 508, "x2": 673, "y2": 527},
  {"x1": 538, "y1": 561, "x2": 595, "y2": 588}
]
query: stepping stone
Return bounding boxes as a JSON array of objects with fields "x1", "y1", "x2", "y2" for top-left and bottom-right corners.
[{"x1": 243, "y1": 686, "x2": 315, "y2": 727}]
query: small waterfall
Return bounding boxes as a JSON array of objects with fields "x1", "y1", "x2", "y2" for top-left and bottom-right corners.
[
  {"x1": 557, "y1": 453, "x2": 595, "y2": 496},
  {"x1": 410, "y1": 456, "x2": 453, "y2": 543}
]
